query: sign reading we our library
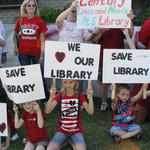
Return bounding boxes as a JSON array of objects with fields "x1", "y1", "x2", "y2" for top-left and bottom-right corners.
[
  {"x1": 44, "y1": 41, "x2": 100, "y2": 80},
  {"x1": 103, "y1": 49, "x2": 150, "y2": 83},
  {"x1": 77, "y1": 0, "x2": 131, "y2": 29}
]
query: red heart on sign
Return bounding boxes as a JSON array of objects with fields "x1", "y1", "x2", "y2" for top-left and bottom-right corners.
[
  {"x1": 55, "y1": 52, "x2": 66, "y2": 63},
  {"x1": 0, "y1": 122, "x2": 6, "y2": 133}
]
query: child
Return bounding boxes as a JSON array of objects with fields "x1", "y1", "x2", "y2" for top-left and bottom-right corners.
[
  {"x1": 45, "y1": 79, "x2": 94, "y2": 150},
  {"x1": 13, "y1": 101, "x2": 49, "y2": 150},
  {"x1": 110, "y1": 84, "x2": 147, "y2": 144}
]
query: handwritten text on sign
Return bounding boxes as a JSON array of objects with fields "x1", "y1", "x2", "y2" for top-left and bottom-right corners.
[
  {"x1": 0, "y1": 64, "x2": 45, "y2": 104},
  {"x1": 0, "y1": 103, "x2": 8, "y2": 137},
  {"x1": 103, "y1": 49, "x2": 150, "y2": 83},
  {"x1": 44, "y1": 41, "x2": 100, "y2": 80},
  {"x1": 77, "y1": 0, "x2": 131, "y2": 29}
]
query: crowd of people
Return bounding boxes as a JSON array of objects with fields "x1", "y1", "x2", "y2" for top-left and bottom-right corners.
[{"x1": 0, "y1": 0, "x2": 150, "y2": 149}]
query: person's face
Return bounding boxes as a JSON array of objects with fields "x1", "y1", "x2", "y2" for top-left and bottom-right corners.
[
  {"x1": 26, "y1": 0, "x2": 36, "y2": 15},
  {"x1": 63, "y1": 79, "x2": 76, "y2": 91},
  {"x1": 68, "y1": 9, "x2": 77, "y2": 21},
  {"x1": 23, "y1": 101, "x2": 34, "y2": 113},
  {"x1": 117, "y1": 88, "x2": 130, "y2": 102}
]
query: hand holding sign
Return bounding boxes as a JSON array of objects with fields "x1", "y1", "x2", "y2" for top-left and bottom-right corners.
[
  {"x1": 50, "y1": 85, "x2": 56, "y2": 99},
  {"x1": 33, "y1": 101, "x2": 40, "y2": 112},
  {"x1": 13, "y1": 103, "x2": 19, "y2": 113}
]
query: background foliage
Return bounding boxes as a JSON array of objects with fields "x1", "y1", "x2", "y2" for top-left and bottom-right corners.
[{"x1": 14, "y1": 0, "x2": 150, "y2": 25}]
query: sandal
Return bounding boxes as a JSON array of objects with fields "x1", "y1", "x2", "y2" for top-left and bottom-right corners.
[{"x1": 113, "y1": 135, "x2": 122, "y2": 144}]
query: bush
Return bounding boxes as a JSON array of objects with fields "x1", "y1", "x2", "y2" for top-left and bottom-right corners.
[
  {"x1": 133, "y1": 7, "x2": 150, "y2": 26},
  {"x1": 39, "y1": 7, "x2": 63, "y2": 24}
]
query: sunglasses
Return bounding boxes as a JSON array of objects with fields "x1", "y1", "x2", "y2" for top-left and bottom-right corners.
[
  {"x1": 72, "y1": 10, "x2": 76, "y2": 13},
  {"x1": 26, "y1": 4, "x2": 36, "y2": 7}
]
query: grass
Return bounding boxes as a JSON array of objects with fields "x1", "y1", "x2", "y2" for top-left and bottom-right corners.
[{"x1": 8, "y1": 98, "x2": 150, "y2": 150}]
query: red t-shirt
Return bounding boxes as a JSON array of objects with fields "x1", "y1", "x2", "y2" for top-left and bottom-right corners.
[
  {"x1": 14, "y1": 16, "x2": 48, "y2": 55},
  {"x1": 131, "y1": 84, "x2": 150, "y2": 109},
  {"x1": 139, "y1": 18, "x2": 150, "y2": 49},
  {"x1": 21, "y1": 109, "x2": 49, "y2": 143},
  {"x1": 54, "y1": 93, "x2": 86, "y2": 134},
  {"x1": 98, "y1": 29, "x2": 125, "y2": 68},
  {"x1": 111, "y1": 100, "x2": 134, "y2": 127}
]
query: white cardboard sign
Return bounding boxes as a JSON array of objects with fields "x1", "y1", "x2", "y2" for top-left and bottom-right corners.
[
  {"x1": 44, "y1": 41, "x2": 100, "y2": 80},
  {"x1": 103, "y1": 49, "x2": 150, "y2": 83},
  {"x1": 0, "y1": 103, "x2": 8, "y2": 136},
  {"x1": 0, "y1": 64, "x2": 45, "y2": 104},
  {"x1": 77, "y1": 0, "x2": 131, "y2": 29}
]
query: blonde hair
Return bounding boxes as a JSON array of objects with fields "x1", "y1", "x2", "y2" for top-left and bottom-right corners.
[
  {"x1": 61, "y1": 79, "x2": 79, "y2": 97},
  {"x1": 20, "y1": 0, "x2": 39, "y2": 17}
]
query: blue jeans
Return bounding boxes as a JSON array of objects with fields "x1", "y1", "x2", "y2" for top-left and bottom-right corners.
[
  {"x1": 18, "y1": 54, "x2": 49, "y2": 102},
  {"x1": 110, "y1": 124, "x2": 142, "y2": 135},
  {"x1": 50, "y1": 132, "x2": 85, "y2": 147},
  {"x1": 18, "y1": 54, "x2": 40, "y2": 65}
]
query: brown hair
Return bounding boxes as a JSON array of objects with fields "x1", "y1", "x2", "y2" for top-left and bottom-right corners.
[{"x1": 116, "y1": 84, "x2": 131, "y2": 94}]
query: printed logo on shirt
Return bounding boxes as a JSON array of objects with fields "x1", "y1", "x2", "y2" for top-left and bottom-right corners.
[
  {"x1": 60, "y1": 98, "x2": 80, "y2": 131},
  {"x1": 22, "y1": 29, "x2": 36, "y2": 35},
  {"x1": 21, "y1": 24, "x2": 39, "y2": 40}
]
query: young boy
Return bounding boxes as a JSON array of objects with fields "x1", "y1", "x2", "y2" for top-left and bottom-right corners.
[{"x1": 110, "y1": 84, "x2": 147, "y2": 144}]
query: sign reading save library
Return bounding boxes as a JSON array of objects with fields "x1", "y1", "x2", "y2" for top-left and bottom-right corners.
[
  {"x1": 0, "y1": 64, "x2": 45, "y2": 104},
  {"x1": 44, "y1": 41, "x2": 100, "y2": 80},
  {"x1": 103, "y1": 49, "x2": 150, "y2": 83},
  {"x1": 77, "y1": 0, "x2": 131, "y2": 29}
]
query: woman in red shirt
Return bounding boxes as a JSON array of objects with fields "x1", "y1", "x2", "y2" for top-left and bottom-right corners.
[{"x1": 13, "y1": 0, "x2": 47, "y2": 65}]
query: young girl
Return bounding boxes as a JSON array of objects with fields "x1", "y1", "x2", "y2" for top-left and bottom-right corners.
[
  {"x1": 45, "y1": 79, "x2": 94, "y2": 150},
  {"x1": 110, "y1": 84, "x2": 147, "y2": 144},
  {"x1": 13, "y1": 101, "x2": 49, "y2": 150}
]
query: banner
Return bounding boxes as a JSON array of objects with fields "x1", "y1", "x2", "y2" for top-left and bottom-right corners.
[
  {"x1": 103, "y1": 49, "x2": 150, "y2": 83},
  {"x1": 0, "y1": 103, "x2": 8, "y2": 136},
  {"x1": 0, "y1": 64, "x2": 45, "y2": 104},
  {"x1": 44, "y1": 41, "x2": 100, "y2": 80},
  {"x1": 77, "y1": 0, "x2": 131, "y2": 29}
]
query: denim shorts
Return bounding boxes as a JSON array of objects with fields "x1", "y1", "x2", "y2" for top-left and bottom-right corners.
[
  {"x1": 50, "y1": 132, "x2": 85, "y2": 147},
  {"x1": 27, "y1": 140, "x2": 48, "y2": 147},
  {"x1": 110, "y1": 124, "x2": 142, "y2": 135}
]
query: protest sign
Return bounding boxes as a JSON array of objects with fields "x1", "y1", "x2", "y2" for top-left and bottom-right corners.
[
  {"x1": 0, "y1": 103, "x2": 8, "y2": 137},
  {"x1": 103, "y1": 49, "x2": 150, "y2": 83},
  {"x1": 0, "y1": 64, "x2": 45, "y2": 104},
  {"x1": 77, "y1": 0, "x2": 131, "y2": 29},
  {"x1": 44, "y1": 41, "x2": 100, "y2": 80}
]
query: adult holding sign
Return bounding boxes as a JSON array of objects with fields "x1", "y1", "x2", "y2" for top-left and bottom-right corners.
[
  {"x1": 55, "y1": 0, "x2": 99, "y2": 93},
  {"x1": 92, "y1": 11, "x2": 134, "y2": 112}
]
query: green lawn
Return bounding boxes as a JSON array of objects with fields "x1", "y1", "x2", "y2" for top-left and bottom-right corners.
[{"x1": 8, "y1": 99, "x2": 150, "y2": 150}]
